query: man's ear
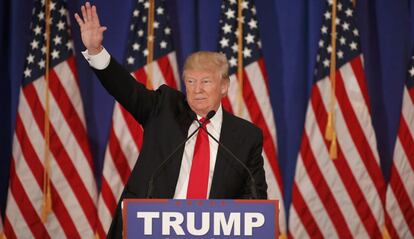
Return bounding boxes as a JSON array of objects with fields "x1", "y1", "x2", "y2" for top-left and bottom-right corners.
[{"x1": 221, "y1": 78, "x2": 230, "y2": 96}]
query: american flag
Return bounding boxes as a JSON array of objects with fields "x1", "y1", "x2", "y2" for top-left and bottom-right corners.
[
  {"x1": 289, "y1": 0, "x2": 386, "y2": 237},
  {"x1": 3, "y1": 0, "x2": 97, "y2": 238},
  {"x1": 217, "y1": 0, "x2": 286, "y2": 235},
  {"x1": 385, "y1": 52, "x2": 414, "y2": 238},
  {"x1": 95, "y1": 0, "x2": 180, "y2": 237}
]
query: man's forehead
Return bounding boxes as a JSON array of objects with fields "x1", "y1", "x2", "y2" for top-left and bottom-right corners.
[{"x1": 184, "y1": 69, "x2": 219, "y2": 78}]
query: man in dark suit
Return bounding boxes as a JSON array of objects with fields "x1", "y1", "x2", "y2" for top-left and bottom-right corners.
[{"x1": 75, "y1": 2, "x2": 267, "y2": 238}]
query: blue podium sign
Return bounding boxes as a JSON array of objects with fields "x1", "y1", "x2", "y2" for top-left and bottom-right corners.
[{"x1": 122, "y1": 199, "x2": 279, "y2": 239}]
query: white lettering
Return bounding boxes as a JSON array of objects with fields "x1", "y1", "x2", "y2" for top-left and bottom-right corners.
[
  {"x1": 214, "y1": 212, "x2": 241, "y2": 235},
  {"x1": 244, "y1": 212, "x2": 265, "y2": 236},
  {"x1": 187, "y1": 212, "x2": 210, "y2": 236},
  {"x1": 162, "y1": 212, "x2": 185, "y2": 235},
  {"x1": 136, "y1": 212, "x2": 160, "y2": 235}
]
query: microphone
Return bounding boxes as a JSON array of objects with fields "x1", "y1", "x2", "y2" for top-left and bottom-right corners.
[
  {"x1": 145, "y1": 110, "x2": 216, "y2": 198},
  {"x1": 194, "y1": 113, "x2": 259, "y2": 199}
]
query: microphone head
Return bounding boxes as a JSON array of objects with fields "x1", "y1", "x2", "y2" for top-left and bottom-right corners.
[{"x1": 206, "y1": 110, "x2": 216, "y2": 120}]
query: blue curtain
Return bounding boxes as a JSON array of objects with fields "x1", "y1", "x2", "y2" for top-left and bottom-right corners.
[{"x1": 0, "y1": 0, "x2": 412, "y2": 223}]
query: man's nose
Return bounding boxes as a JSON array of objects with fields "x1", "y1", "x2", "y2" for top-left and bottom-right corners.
[{"x1": 194, "y1": 81, "x2": 203, "y2": 92}]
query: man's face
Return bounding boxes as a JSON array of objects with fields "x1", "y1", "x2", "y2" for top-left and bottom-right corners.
[{"x1": 184, "y1": 69, "x2": 229, "y2": 117}]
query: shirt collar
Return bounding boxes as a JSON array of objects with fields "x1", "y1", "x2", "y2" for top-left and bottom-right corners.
[{"x1": 196, "y1": 104, "x2": 223, "y2": 130}]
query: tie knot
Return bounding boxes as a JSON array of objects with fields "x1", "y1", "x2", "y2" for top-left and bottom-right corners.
[{"x1": 199, "y1": 117, "x2": 210, "y2": 125}]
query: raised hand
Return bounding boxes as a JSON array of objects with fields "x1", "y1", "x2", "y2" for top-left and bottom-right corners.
[{"x1": 74, "y1": 2, "x2": 107, "y2": 55}]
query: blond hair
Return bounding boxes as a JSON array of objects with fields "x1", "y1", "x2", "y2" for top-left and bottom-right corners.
[{"x1": 183, "y1": 51, "x2": 229, "y2": 80}]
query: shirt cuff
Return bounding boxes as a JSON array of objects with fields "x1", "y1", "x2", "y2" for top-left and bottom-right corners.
[{"x1": 81, "y1": 47, "x2": 111, "y2": 70}]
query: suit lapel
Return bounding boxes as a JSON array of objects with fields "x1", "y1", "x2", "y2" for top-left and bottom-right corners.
[
  {"x1": 209, "y1": 110, "x2": 239, "y2": 198},
  {"x1": 162, "y1": 99, "x2": 194, "y2": 198}
]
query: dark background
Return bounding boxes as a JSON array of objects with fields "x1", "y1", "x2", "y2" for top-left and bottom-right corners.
[{"x1": 1, "y1": 0, "x2": 413, "y2": 225}]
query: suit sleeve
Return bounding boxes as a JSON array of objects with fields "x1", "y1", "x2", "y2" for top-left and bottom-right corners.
[
  {"x1": 92, "y1": 56, "x2": 159, "y2": 126},
  {"x1": 242, "y1": 129, "x2": 268, "y2": 199}
]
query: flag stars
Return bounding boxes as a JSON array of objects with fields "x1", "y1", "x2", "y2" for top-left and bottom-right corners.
[
  {"x1": 243, "y1": 47, "x2": 252, "y2": 58},
  {"x1": 138, "y1": 29, "x2": 144, "y2": 37},
  {"x1": 53, "y1": 35, "x2": 62, "y2": 45},
  {"x1": 160, "y1": 40, "x2": 167, "y2": 49},
  {"x1": 38, "y1": 59, "x2": 45, "y2": 69},
  {"x1": 132, "y1": 43, "x2": 140, "y2": 51},
  {"x1": 156, "y1": 7, "x2": 164, "y2": 15},
  {"x1": 143, "y1": 48, "x2": 148, "y2": 56},
  {"x1": 319, "y1": 39, "x2": 324, "y2": 47},
  {"x1": 51, "y1": 49, "x2": 60, "y2": 59},
  {"x1": 222, "y1": 23, "x2": 232, "y2": 33},
  {"x1": 220, "y1": 37, "x2": 229, "y2": 47},
  {"x1": 153, "y1": 21, "x2": 159, "y2": 28},
  {"x1": 241, "y1": 1, "x2": 249, "y2": 9},
  {"x1": 33, "y1": 25, "x2": 42, "y2": 35},
  {"x1": 248, "y1": 19, "x2": 257, "y2": 29},
  {"x1": 24, "y1": 67, "x2": 32, "y2": 78},
  {"x1": 57, "y1": 20, "x2": 65, "y2": 30},
  {"x1": 127, "y1": 56, "x2": 135, "y2": 65},
  {"x1": 327, "y1": 45, "x2": 332, "y2": 53},
  {"x1": 353, "y1": 29, "x2": 359, "y2": 36},
  {"x1": 59, "y1": 6, "x2": 66, "y2": 16},
  {"x1": 164, "y1": 27, "x2": 171, "y2": 35},
  {"x1": 38, "y1": 12, "x2": 44, "y2": 20},
  {"x1": 350, "y1": 41, "x2": 357, "y2": 50},
  {"x1": 231, "y1": 43, "x2": 238, "y2": 53},
  {"x1": 66, "y1": 41, "x2": 74, "y2": 51},
  {"x1": 339, "y1": 36, "x2": 346, "y2": 45},
  {"x1": 337, "y1": 3, "x2": 342, "y2": 11},
  {"x1": 144, "y1": 1, "x2": 149, "y2": 9},
  {"x1": 50, "y1": 1, "x2": 56, "y2": 10},
  {"x1": 345, "y1": 8, "x2": 353, "y2": 17},
  {"x1": 245, "y1": 33, "x2": 254, "y2": 44},
  {"x1": 31, "y1": 39, "x2": 39, "y2": 49},
  {"x1": 335, "y1": 17, "x2": 341, "y2": 25},
  {"x1": 41, "y1": 46, "x2": 47, "y2": 54},
  {"x1": 229, "y1": 0, "x2": 236, "y2": 4},
  {"x1": 251, "y1": 6, "x2": 256, "y2": 15},
  {"x1": 133, "y1": 10, "x2": 139, "y2": 17},
  {"x1": 342, "y1": 22, "x2": 349, "y2": 31},
  {"x1": 409, "y1": 66, "x2": 414, "y2": 77},
  {"x1": 225, "y1": 9, "x2": 235, "y2": 19},
  {"x1": 321, "y1": 26, "x2": 328, "y2": 34},
  {"x1": 324, "y1": 11, "x2": 331, "y2": 19},
  {"x1": 27, "y1": 54, "x2": 34, "y2": 64},
  {"x1": 337, "y1": 50, "x2": 344, "y2": 59},
  {"x1": 142, "y1": 16, "x2": 147, "y2": 22},
  {"x1": 323, "y1": 59, "x2": 330, "y2": 67},
  {"x1": 229, "y1": 57, "x2": 237, "y2": 67}
]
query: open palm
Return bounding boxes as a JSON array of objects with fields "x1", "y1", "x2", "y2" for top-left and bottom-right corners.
[{"x1": 74, "y1": 2, "x2": 107, "y2": 55}]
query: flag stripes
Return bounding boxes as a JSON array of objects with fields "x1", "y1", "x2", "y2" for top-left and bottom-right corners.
[
  {"x1": 385, "y1": 57, "x2": 414, "y2": 238},
  {"x1": 290, "y1": 57, "x2": 385, "y2": 238},
  {"x1": 218, "y1": 0, "x2": 285, "y2": 234},
  {"x1": 5, "y1": 0, "x2": 98, "y2": 235}
]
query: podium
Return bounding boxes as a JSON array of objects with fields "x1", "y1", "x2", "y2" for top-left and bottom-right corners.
[{"x1": 122, "y1": 199, "x2": 279, "y2": 238}]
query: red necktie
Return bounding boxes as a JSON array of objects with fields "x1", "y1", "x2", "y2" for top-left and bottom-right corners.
[{"x1": 186, "y1": 118, "x2": 210, "y2": 199}]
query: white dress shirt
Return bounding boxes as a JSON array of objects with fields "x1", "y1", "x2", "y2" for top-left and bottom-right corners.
[
  {"x1": 173, "y1": 106, "x2": 222, "y2": 199},
  {"x1": 83, "y1": 48, "x2": 223, "y2": 199}
]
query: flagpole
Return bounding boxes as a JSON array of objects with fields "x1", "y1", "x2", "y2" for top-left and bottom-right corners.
[
  {"x1": 146, "y1": 0, "x2": 155, "y2": 90},
  {"x1": 325, "y1": 0, "x2": 338, "y2": 159},
  {"x1": 236, "y1": 0, "x2": 244, "y2": 116},
  {"x1": 41, "y1": 0, "x2": 53, "y2": 222}
]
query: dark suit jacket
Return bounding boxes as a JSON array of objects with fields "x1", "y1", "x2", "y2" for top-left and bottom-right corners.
[{"x1": 93, "y1": 57, "x2": 268, "y2": 239}]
